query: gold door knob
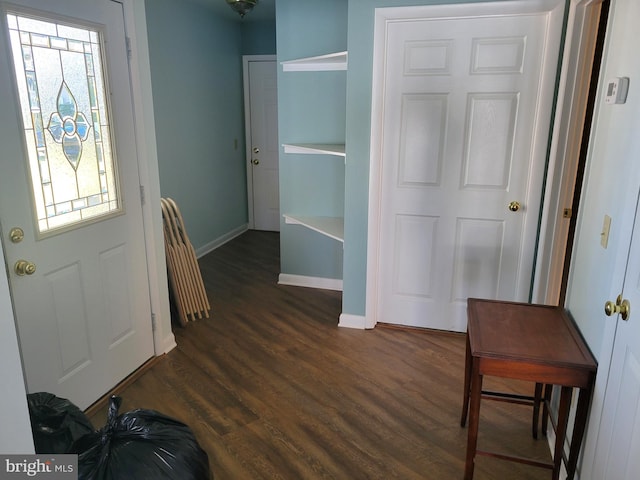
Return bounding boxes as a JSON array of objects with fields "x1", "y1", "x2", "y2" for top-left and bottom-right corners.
[
  {"x1": 508, "y1": 201, "x2": 521, "y2": 212},
  {"x1": 252, "y1": 158, "x2": 260, "y2": 165},
  {"x1": 14, "y1": 260, "x2": 36, "y2": 276},
  {"x1": 604, "y1": 294, "x2": 630, "y2": 320}
]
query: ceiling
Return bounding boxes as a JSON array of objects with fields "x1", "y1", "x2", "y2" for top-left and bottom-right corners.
[{"x1": 187, "y1": 0, "x2": 276, "y2": 23}]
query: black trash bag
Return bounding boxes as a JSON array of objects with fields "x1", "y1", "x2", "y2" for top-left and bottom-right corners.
[
  {"x1": 27, "y1": 392, "x2": 95, "y2": 454},
  {"x1": 73, "y1": 396, "x2": 211, "y2": 480}
]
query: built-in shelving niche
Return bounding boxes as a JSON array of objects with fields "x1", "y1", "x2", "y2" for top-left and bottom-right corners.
[{"x1": 281, "y1": 52, "x2": 347, "y2": 243}]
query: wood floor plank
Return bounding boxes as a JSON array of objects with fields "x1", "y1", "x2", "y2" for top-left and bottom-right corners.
[{"x1": 88, "y1": 231, "x2": 552, "y2": 479}]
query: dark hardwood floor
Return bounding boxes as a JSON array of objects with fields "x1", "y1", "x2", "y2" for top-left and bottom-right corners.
[{"x1": 88, "y1": 230, "x2": 552, "y2": 479}]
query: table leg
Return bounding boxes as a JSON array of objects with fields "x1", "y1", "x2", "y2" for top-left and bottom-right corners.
[
  {"x1": 532, "y1": 382, "x2": 543, "y2": 439},
  {"x1": 542, "y1": 384, "x2": 553, "y2": 436},
  {"x1": 461, "y1": 334, "x2": 472, "y2": 427},
  {"x1": 566, "y1": 386, "x2": 592, "y2": 480},
  {"x1": 464, "y1": 359, "x2": 482, "y2": 480},
  {"x1": 552, "y1": 386, "x2": 573, "y2": 480}
]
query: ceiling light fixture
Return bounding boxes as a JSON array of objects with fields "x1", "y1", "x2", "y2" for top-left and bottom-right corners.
[{"x1": 226, "y1": 0, "x2": 258, "y2": 18}]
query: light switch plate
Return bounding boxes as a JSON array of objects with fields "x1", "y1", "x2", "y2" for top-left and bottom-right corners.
[{"x1": 601, "y1": 214, "x2": 612, "y2": 248}]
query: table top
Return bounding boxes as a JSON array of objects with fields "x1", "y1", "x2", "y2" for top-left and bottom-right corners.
[{"x1": 467, "y1": 298, "x2": 597, "y2": 372}]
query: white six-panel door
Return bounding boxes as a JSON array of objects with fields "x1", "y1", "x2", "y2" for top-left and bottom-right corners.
[{"x1": 369, "y1": 1, "x2": 565, "y2": 331}]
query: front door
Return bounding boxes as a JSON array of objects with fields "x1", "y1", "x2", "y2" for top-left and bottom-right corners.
[
  {"x1": 0, "y1": 0, "x2": 154, "y2": 410},
  {"x1": 370, "y1": 1, "x2": 564, "y2": 331}
]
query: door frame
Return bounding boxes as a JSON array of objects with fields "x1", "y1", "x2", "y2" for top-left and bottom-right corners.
[
  {"x1": 365, "y1": 0, "x2": 565, "y2": 329},
  {"x1": 532, "y1": 0, "x2": 609, "y2": 306},
  {"x1": 0, "y1": 0, "x2": 175, "y2": 448},
  {"x1": 243, "y1": 54, "x2": 277, "y2": 230},
  {"x1": 120, "y1": 0, "x2": 176, "y2": 357},
  {"x1": 527, "y1": 1, "x2": 610, "y2": 473}
]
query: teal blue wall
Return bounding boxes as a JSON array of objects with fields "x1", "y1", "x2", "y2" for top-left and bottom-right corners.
[
  {"x1": 277, "y1": 0, "x2": 348, "y2": 280},
  {"x1": 145, "y1": 0, "x2": 250, "y2": 250},
  {"x1": 242, "y1": 20, "x2": 276, "y2": 55},
  {"x1": 146, "y1": 0, "x2": 530, "y2": 317}
]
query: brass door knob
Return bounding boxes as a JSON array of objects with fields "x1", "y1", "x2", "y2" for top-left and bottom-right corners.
[
  {"x1": 604, "y1": 294, "x2": 630, "y2": 321},
  {"x1": 14, "y1": 260, "x2": 36, "y2": 276},
  {"x1": 252, "y1": 158, "x2": 260, "y2": 165},
  {"x1": 508, "y1": 201, "x2": 521, "y2": 212}
]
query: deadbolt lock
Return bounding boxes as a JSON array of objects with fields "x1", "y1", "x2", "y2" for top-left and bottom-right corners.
[{"x1": 9, "y1": 227, "x2": 24, "y2": 243}]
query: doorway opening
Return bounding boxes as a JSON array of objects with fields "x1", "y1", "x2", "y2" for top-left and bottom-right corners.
[{"x1": 534, "y1": 0, "x2": 610, "y2": 306}]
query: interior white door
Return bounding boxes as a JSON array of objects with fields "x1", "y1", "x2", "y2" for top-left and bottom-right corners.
[
  {"x1": 589, "y1": 189, "x2": 640, "y2": 479},
  {"x1": 0, "y1": 0, "x2": 154, "y2": 410},
  {"x1": 247, "y1": 59, "x2": 279, "y2": 231},
  {"x1": 373, "y1": 2, "x2": 563, "y2": 331}
]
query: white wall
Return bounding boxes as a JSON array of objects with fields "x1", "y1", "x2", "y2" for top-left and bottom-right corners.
[{"x1": 565, "y1": 0, "x2": 640, "y2": 363}]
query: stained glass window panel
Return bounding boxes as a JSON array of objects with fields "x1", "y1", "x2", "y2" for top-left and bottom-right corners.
[{"x1": 6, "y1": 12, "x2": 120, "y2": 234}]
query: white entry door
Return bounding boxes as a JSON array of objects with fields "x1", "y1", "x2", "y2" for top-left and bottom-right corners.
[
  {"x1": 370, "y1": 1, "x2": 564, "y2": 331},
  {"x1": 244, "y1": 57, "x2": 279, "y2": 231},
  {"x1": 0, "y1": 0, "x2": 154, "y2": 410},
  {"x1": 589, "y1": 188, "x2": 640, "y2": 478}
]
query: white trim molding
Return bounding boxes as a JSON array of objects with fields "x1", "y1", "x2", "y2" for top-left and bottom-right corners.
[
  {"x1": 195, "y1": 224, "x2": 249, "y2": 258},
  {"x1": 338, "y1": 313, "x2": 368, "y2": 329},
  {"x1": 278, "y1": 274, "x2": 343, "y2": 292},
  {"x1": 124, "y1": 0, "x2": 176, "y2": 355}
]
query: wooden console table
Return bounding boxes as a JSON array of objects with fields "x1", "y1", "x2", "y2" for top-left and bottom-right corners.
[{"x1": 460, "y1": 298, "x2": 597, "y2": 480}]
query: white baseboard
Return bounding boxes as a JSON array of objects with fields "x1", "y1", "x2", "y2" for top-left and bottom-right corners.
[
  {"x1": 278, "y1": 273, "x2": 343, "y2": 291},
  {"x1": 338, "y1": 313, "x2": 368, "y2": 329},
  {"x1": 195, "y1": 224, "x2": 249, "y2": 258},
  {"x1": 160, "y1": 333, "x2": 177, "y2": 355}
]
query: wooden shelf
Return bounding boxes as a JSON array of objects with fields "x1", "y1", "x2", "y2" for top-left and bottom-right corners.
[
  {"x1": 283, "y1": 215, "x2": 344, "y2": 243},
  {"x1": 282, "y1": 143, "x2": 345, "y2": 157},
  {"x1": 281, "y1": 51, "x2": 347, "y2": 72}
]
